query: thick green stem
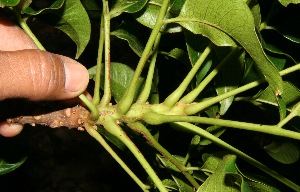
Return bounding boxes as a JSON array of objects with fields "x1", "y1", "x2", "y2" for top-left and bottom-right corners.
[
  {"x1": 103, "y1": 118, "x2": 167, "y2": 192},
  {"x1": 128, "y1": 122, "x2": 200, "y2": 189},
  {"x1": 92, "y1": 14, "x2": 105, "y2": 105},
  {"x1": 79, "y1": 94, "x2": 99, "y2": 120},
  {"x1": 143, "y1": 112, "x2": 300, "y2": 140},
  {"x1": 137, "y1": 33, "x2": 161, "y2": 104},
  {"x1": 163, "y1": 44, "x2": 212, "y2": 107},
  {"x1": 179, "y1": 48, "x2": 243, "y2": 104},
  {"x1": 173, "y1": 122, "x2": 300, "y2": 191},
  {"x1": 117, "y1": 0, "x2": 170, "y2": 114},
  {"x1": 99, "y1": 0, "x2": 111, "y2": 107},
  {"x1": 85, "y1": 125, "x2": 150, "y2": 192}
]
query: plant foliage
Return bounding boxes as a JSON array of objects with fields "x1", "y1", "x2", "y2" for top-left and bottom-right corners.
[{"x1": 1, "y1": 0, "x2": 300, "y2": 191}]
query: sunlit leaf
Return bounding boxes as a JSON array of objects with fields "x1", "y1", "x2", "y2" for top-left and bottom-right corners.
[
  {"x1": 0, "y1": 157, "x2": 27, "y2": 175},
  {"x1": 0, "y1": 0, "x2": 19, "y2": 7},
  {"x1": 176, "y1": 0, "x2": 283, "y2": 94},
  {"x1": 21, "y1": 0, "x2": 64, "y2": 15},
  {"x1": 111, "y1": 0, "x2": 148, "y2": 18},
  {"x1": 198, "y1": 154, "x2": 241, "y2": 192},
  {"x1": 264, "y1": 140, "x2": 299, "y2": 164},
  {"x1": 278, "y1": 0, "x2": 300, "y2": 7},
  {"x1": 133, "y1": 0, "x2": 182, "y2": 33},
  {"x1": 162, "y1": 179, "x2": 178, "y2": 190},
  {"x1": 37, "y1": 0, "x2": 91, "y2": 58}
]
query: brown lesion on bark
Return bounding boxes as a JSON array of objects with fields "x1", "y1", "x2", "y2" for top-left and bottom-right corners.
[{"x1": 7, "y1": 105, "x2": 89, "y2": 130}]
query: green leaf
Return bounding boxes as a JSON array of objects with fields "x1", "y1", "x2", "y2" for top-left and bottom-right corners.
[
  {"x1": 0, "y1": 0, "x2": 19, "y2": 7},
  {"x1": 111, "y1": 21, "x2": 145, "y2": 57},
  {"x1": 88, "y1": 62, "x2": 145, "y2": 102},
  {"x1": 111, "y1": 0, "x2": 148, "y2": 18},
  {"x1": 278, "y1": 0, "x2": 300, "y2": 7},
  {"x1": 21, "y1": 0, "x2": 64, "y2": 15},
  {"x1": 215, "y1": 48, "x2": 244, "y2": 115},
  {"x1": 162, "y1": 179, "x2": 179, "y2": 190},
  {"x1": 199, "y1": 126, "x2": 226, "y2": 146},
  {"x1": 0, "y1": 157, "x2": 27, "y2": 175},
  {"x1": 255, "y1": 81, "x2": 300, "y2": 111},
  {"x1": 264, "y1": 140, "x2": 299, "y2": 164},
  {"x1": 97, "y1": 125, "x2": 126, "y2": 150},
  {"x1": 158, "y1": 155, "x2": 195, "y2": 192},
  {"x1": 80, "y1": 0, "x2": 101, "y2": 19},
  {"x1": 247, "y1": 0, "x2": 261, "y2": 30},
  {"x1": 276, "y1": 95, "x2": 286, "y2": 121},
  {"x1": 236, "y1": 166, "x2": 280, "y2": 192},
  {"x1": 39, "y1": 0, "x2": 91, "y2": 58},
  {"x1": 175, "y1": 0, "x2": 283, "y2": 94},
  {"x1": 169, "y1": 0, "x2": 186, "y2": 16},
  {"x1": 241, "y1": 57, "x2": 264, "y2": 85},
  {"x1": 133, "y1": 0, "x2": 182, "y2": 33},
  {"x1": 198, "y1": 154, "x2": 241, "y2": 192},
  {"x1": 184, "y1": 30, "x2": 212, "y2": 84},
  {"x1": 160, "y1": 48, "x2": 190, "y2": 65}
]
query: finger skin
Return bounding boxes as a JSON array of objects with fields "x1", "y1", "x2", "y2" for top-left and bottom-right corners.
[
  {"x1": 0, "y1": 123, "x2": 23, "y2": 137},
  {"x1": 0, "y1": 13, "x2": 37, "y2": 51},
  {"x1": 0, "y1": 15, "x2": 89, "y2": 137},
  {"x1": 0, "y1": 49, "x2": 89, "y2": 101}
]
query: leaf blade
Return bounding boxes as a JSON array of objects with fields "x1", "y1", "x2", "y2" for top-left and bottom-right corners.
[{"x1": 175, "y1": 0, "x2": 283, "y2": 94}]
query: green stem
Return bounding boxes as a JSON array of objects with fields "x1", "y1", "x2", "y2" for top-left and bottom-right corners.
[
  {"x1": 163, "y1": 43, "x2": 212, "y2": 107},
  {"x1": 184, "y1": 63, "x2": 300, "y2": 115},
  {"x1": 85, "y1": 125, "x2": 150, "y2": 192},
  {"x1": 128, "y1": 122, "x2": 200, "y2": 189},
  {"x1": 137, "y1": 33, "x2": 161, "y2": 104},
  {"x1": 277, "y1": 103, "x2": 300, "y2": 128},
  {"x1": 173, "y1": 122, "x2": 300, "y2": 191},
  {"x1": 99, "y1": 0, "x2": 111, "y2": 107},
  {"x1": 92, "y1": 14, "x2": 105, "y2": 105},
  {"x1": 117, "y1": 0, "x2": 170, "y2": 114},
  {"x1": 143, "y1": 112, "x2": 300, "y2": 140},
  {"x1": 79, "y1": 94, "x2": 99, "y2": 120},
  {"x1": 186, "y1": 79, "x2": 263, "y2": 114},
  {"x1": 12, "y1": 10, "x2": 45, "y2": 50},
  {"x1": 103, "y1": 118, "x2": 167, "y2": 192},
  {"x1": 179, "y1": 48, "x2": 243, "y2": 104}
]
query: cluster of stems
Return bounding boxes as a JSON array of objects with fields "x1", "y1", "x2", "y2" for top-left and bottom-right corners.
[{"x1": 13, "y1": 0, "x2": 300, "y2": 191}]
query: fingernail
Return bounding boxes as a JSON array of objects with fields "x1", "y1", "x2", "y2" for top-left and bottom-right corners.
[{"x1": 63, "y1": 59, "x2": 89, "y2": 93}]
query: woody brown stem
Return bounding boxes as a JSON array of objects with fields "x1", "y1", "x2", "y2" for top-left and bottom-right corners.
[{"x1": 7, "y1": 105, "x2": 89, "y2": 130}]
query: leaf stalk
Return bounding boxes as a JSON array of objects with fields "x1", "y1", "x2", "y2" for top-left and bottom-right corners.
[{"x1": 117, "y1": 0, "x2": 170, "y2": 114}]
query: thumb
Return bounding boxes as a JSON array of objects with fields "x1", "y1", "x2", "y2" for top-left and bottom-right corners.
[{"x1": 0, "y1": 49, "x2": 89, "y2": 101}]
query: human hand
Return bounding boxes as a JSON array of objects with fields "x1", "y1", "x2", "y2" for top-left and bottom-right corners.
[{"x1": 0, "y1": 14, "x2": 89, "y2": 137}]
